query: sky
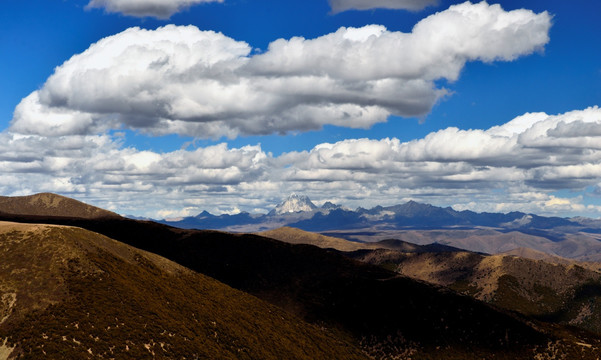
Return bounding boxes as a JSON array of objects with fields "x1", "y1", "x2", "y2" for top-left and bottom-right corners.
[{"x1": 1, "y1": 0, "x2": 600, "y2": 218}]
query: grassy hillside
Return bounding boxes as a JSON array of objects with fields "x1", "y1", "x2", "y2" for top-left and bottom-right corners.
[
  {"x1": 3, "y1": 215, "x2": 601, "y2": 359},
  {"x1": 260, "y1": 226, "x2": 462, "y2": 253},
  {"x1": 2, "y1": 193, "x2": 601, "y2": 359},
  {"x1": 259, "y1": 226, "x2": 378, "y2": 251},
  {"x1": 0, "y1": 221, "x2": 367, "y2": 360},
  {"x1": 349, "y1": 248, "x2": 601, "y2": 335},
  {"x1": 267, "y1": 226, "x2": 601, "y2": 336},
  {"x1": 0, "y1": 193, "x2": 118, "y2": 219}
]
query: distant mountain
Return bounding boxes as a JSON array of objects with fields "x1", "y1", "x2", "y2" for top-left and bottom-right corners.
[
  {"x1": 0, "y1": 221, "x2": 365, "y2": 359},
  {"x1": 160, "y1": 194, "x2": 325, "y2": 231},
  {"x1": 0, "y1": 193, "x2": 119, "y2": 219},
  {"x1": 5, "y1": 196, "x2": 601, "y2": 359},
  {"x1": 159, "y1": 195, "x2": 601, "y2": 260},
  {"x1": 322, "y1": 227, "x2": 601, "y2": 262},
  {"x1": 321, "y1": 201, "x2": 342, "y2": 210},
  {"x1": 161, "y1": 194, "x2": 582, "y2": 233},
  {"x1": 269, "y1": 194, "x2": 318, "y2": 215},
  {"x1": 165, "y1": 210, "x2": 265, "y2": 230}
]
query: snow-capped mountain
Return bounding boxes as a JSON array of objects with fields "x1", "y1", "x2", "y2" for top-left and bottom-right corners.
[
  {"x1": 270, "y1": 194, "x2": 318, "y2": 215},
  {"x1": 158, "y1": 194, "x2": 584, "y2": 240}
]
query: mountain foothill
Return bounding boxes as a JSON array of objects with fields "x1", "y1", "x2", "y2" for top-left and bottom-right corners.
[{"x1": 2, "y1": 193, "x2": 601, "y2": 359}]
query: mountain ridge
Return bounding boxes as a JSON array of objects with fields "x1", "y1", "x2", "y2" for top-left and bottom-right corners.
[
  {"x1": 160, "y1": 194, "x2": 585, "y2": 232},
  {"x1": 0, "y1": 221, "x2": 367, "y2": 359},
  {"x1": 260, "y1": 226, "x2": 601, "y2": 336},
  {"x1": 158, "y1": 194, "x2": 601, "y2": 260},
  {"x1": 349, "y1": 246, "x2": 601, "y2": 335},
  {"x1": 0, "y1": 193, "x2": 119, "y2": 219},
  {"x1": 259, "y1": 226, "x2": 463, "y2": 253},
  {"x1": 3, "y1": 193, "x2": 601, "y2": 358}
]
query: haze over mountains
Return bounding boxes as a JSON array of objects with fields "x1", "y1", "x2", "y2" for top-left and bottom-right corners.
[
  {"x1": 160, "y1": 193, "x2": 601, "y2": 261},
  {"x1": 160, "y1": 193, "x2": 588, "y2": 231},
  {"x1": 3, "y1": 192, "x2": 601, "y2": 359}
]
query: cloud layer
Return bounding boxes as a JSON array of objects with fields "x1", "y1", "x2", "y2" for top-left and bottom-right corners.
[
  {"x1": 3, "y1": 107, "x2": 601, "y2": 217},
  {"x1": 7, "y1": 2, "x2": 592, "y2": 218},
  {"x1": 12, "y1": 2, "x2": 551, "y2": 139},
  {"x1": 329, "y1": 0, "x2": 438, "y2": 13},
  {"x1": 86, "y1": 0, "x2": 223, "y2": 19}
]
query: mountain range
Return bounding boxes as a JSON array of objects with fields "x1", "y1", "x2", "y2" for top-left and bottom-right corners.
[
  {"x1": 159, "y1": 193, "x2": 601, "y2": 261},
  {"x1": 2, "y1": 193, "x2": 601, "y2": 359},
  {"x1": 159, "y1": 193, "x2": 590, "y2": 232}
]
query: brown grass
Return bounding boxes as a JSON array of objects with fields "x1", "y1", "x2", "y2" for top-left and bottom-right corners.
[
  {"x1": 0, "y1": 222, "x2": 367, "y2": 359},
  {"x1": 0, "y1": 193, "x2": 119, "y2": 219}
]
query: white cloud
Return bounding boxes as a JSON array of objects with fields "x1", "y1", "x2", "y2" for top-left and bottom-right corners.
[
  {"x1": 4, "y1": 107, "x2": 601, "y2": 218},
  {"x1": 249, "y1": 2, "x2": 551, "y2": 81},
  {"x1": 274, "y1": 107, "x2": 601, "y2": 215},
  {"x1": 86, "y1": 0, "x2": 223, "y2": 19},
  {"x1": 0, "y1": 132, "x2": 269, "y2": 215},
  {"x1": 12, "y1": 2, "x2": 551, "y2": 139},
  {"x1": 329, "y1": 0, "x2": 438, "y2": 13},
  {"x1": 11, "y1": 2, "x2": 600, "y2": 218}
]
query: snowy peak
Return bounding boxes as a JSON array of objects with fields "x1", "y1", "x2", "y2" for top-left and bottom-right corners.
[
  {"x1": 321, "y1": 201, "x2": 342, "y2": 210},
  {"x1": 271, "y1": 194, "x2": 317, "y2": 215}
]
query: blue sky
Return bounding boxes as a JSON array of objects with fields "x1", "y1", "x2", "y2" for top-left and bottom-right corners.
[{"x1": 1, "y1": 0, "x2": 600, "y2": 218}]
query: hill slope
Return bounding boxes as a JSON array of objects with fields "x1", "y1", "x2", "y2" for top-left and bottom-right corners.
[
  {"x1": 349, "y1": 247, "x2": 601, "y2": 335},
  {"x1": 4, "y1": 216, "x2": 601, "y2": 359},
  {"x1": 0, "y1": 221, "x2": 366, "y2": 360},
  {"x1": 263, "y1": 227, "x2": 601, "y2": 335},
  {"x1": 258, "y1": 226, "x2": 376, "y2": 251},
  {"x1": 2, "y1": 194, "x2": 601, "y2": 359},
  {"x1": 0, "y1": 193, "x2": 119, "y2": 219},
  {"x1": 324, "y1": 228, "x2": 601, "y2": 261},
  {"x1": 259, "y1": 226, "x2": 463, "y2": 253}
]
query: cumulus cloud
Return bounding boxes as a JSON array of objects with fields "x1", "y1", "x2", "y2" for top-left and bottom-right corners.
[
  {"x1": 0, "y1": 132, "x2": 268, "y2": 215},
  {"x1": 3, "y1": 107, "x2": 601, "y2": 218},
  {"x1": 11, "y1": 2, "x2": 551, "y2": 139},
  {"x1": 275, "y1": 106, "x2": 601, "y2": 215},
  {"x1": 86, "y1": 0, "x2": 223, "y2": 19},
  {"x1": 329, "y1": 0, "x2": 438, "y2": 13},
  {"x1": 286, "y1": 106, "x2": 601, "y2": 172}
]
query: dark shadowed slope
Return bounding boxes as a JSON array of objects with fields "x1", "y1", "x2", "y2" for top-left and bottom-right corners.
[
  {"x1": 349, "y1": 247, "x2": 601, "y2": 336},
  {"x1": 2, "y1": 193, "x2": 601, "y2": 359},
  {"x1": 0, "y1": 221, "x2": 366, "y2": 360},
  {"x1": 4, "y1": 214, "x2": 601, "y2": 359},
  {"x1": 0, "y1": 193, "x2": 119, "y2": 219},
  {"x1": 265, "y1": 227, "x2": 601, "y2": 336}
]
